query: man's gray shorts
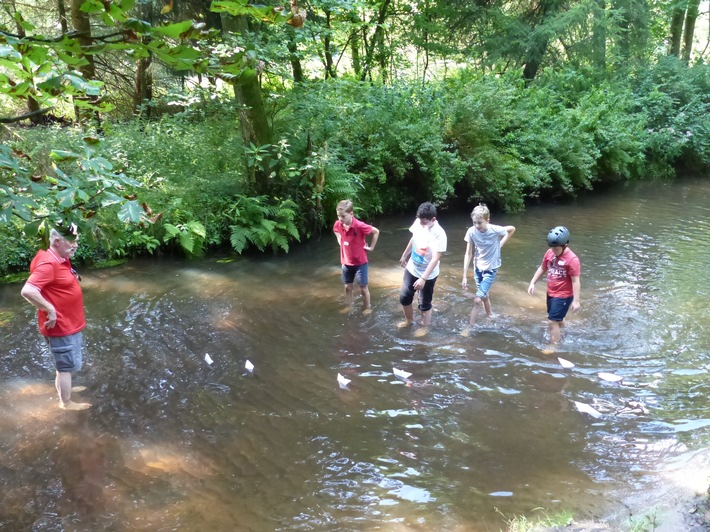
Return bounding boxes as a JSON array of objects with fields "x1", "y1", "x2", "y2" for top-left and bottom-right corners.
[{"x1": 46, "y1": 332, "x2": 83, "y2": 372}]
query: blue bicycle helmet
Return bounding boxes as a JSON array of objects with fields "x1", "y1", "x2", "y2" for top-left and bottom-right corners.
[{"x1": 547, "y1": 226, "x2": 570, "y2": 247}]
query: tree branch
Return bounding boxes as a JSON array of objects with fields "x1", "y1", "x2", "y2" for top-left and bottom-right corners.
[{"x1": 0, "y1": 107, "x2": 55, "y2": 124}]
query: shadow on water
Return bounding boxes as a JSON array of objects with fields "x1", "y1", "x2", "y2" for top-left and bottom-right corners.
[{"x1": 1, "y1": 176, "x2": 710, "y2": 530}]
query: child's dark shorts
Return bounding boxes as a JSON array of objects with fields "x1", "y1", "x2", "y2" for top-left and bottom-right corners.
[
  {"x1": 547, "y1": 295, "x2": 574, "y2": 322},
  {"x1": 400, "y1": 269, "x2": 437, "y2": 312},
  {"x1": 341, "y1": 263, "x2": 368, "y2": 287},
  {"x1": 46, "y1": 332, "x2": 84, "y2": 372}
]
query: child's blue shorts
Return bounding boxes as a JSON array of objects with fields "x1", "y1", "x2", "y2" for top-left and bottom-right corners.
[
  {"x1": 547, "y1": 295, "x2": 574, "y2": 321},
  {"x1": 342, "y1": 263, "x2": 368, "y2": 287},
  {"x1": 474, "y1": 267, "x2": 497, "y2": 299}
]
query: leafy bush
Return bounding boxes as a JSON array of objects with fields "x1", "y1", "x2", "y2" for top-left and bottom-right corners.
[{"x1": 275, "y1": 79, "x2": 466, "y2": 215}]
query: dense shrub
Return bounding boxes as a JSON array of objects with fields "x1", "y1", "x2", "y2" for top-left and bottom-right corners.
[{"x1": 2, "y1": 60, "x2": 708, "y2": 277}]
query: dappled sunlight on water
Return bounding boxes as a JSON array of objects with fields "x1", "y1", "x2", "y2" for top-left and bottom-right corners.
[{"x1": 2, "y1": 177, "x2": 710, "y2": 529}]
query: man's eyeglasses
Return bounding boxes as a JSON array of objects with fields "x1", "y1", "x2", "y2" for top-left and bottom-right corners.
[{"x1": 71, "y1": 268, "x2": 82, "y2": 282}]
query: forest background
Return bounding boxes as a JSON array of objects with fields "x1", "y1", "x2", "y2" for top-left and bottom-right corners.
[{"x1": 0, "y1": 0, "x2": 708, "y2": 276}]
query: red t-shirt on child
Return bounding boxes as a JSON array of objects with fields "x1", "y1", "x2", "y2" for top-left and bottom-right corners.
[
  {"x1": 541, "y1": 247, "x2": 581, "y2": 298},
  {"x1": 333, "y1": 217, "x2": 374, "y2": 266}
]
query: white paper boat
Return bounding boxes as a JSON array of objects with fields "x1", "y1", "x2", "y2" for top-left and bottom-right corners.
[
  {"x1": 558, "y1": 357, "x2": 575, "y2": 369},
  {"x1": 245, "y1": 359, "x2": 255, "y2": 373},
  {"x1": 337, "y1": 373, "x2": 351, "y2": 389},
  {"x1": 574, "y1": 401, "x2": 603, "y2": 419},
  {"x1": 393, "y1": 367, "x2": 412, "y2": 380},
  {"x1": 598, "y1": 372, "x2": 623, "y2": 383},
  {"x1": 204, "y1": 353, "x2": 214, "y2": 365}
]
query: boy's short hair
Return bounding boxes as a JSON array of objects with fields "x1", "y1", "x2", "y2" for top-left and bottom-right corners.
[
  {"x1": 336, "y1": 199, "x2": 354, "y2": 213},
  {"x1": 471, "y1": 204, "x2": 490, "y2": 220},
  {"x1": 416, "y1": 202, "x2": 437, "y2": 220}
]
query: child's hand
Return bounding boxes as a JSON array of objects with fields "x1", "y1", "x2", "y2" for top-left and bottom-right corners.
[
  {"x1": 527, "y1": 282, "x2": 535, "y2": 295},
  {"x1": 462, "y1": 279, "x2": 468, "y2": 289}
]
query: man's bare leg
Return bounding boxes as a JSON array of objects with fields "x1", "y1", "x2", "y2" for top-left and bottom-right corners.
[{"x1": 56, "y1": 371, "x2": 91, "y2": 410}]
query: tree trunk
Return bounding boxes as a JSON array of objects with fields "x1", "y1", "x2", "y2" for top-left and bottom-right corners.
[
  {"x1": 361, "y1": 0, "x2": 391, "y2": 82},
  {"x1": 221, "y1": 13, "x2": 272, "y2": 193},
  {"x1": 521, "y1": 0, "x2": 563, "y2": 82},
  {"x1": 6, "y1": 0, "x2": 43, "y2": 123},
  {"x1": 57, "y1": 0, "x2": 69, "y2": 33},
  {"x1": 324, "y1": 11, "x2": 336, "y2": 79},
  {"x1": 592, "y1": 0, "x2": 607, "y2": 69},
  {"x1": 70, "y1": 0, "x2": 100, "y2": 124},
  {"x1": 133, "y1": 48, "x2": 153, "y2": 118},
  {"x1": 286, "y1": 28, "x2": 304, "y2": 83},
  {"x1": 668, "y1": 1, "x2": 686, "y2": 56},
  {"x1": 350, "y1": 18, "x2": 362, "y2": 78},
  {"x1": 373, "y1": 0, "x2": 391, "y2": 82},
  {"x1": 682, "y1": 0, "x2": 701, "y2": 61}
]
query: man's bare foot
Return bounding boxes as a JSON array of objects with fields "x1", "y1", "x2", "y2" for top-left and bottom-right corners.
[
  {"x1": 413, "y1": 327, "x2": 429, "y2": 338},
  {"x1": 339, "y1": 306, "x2": 352, "y2": 314},
  {"x1": 397, "y1": 320, "x2": 413, "y2": 329},
  {"x1": 71, "y1": 386, "x2": 87, "y2": 393},
  {"x1": 363, "y1": 307, "x2": 372, "y2": 316},
  {"x1": 60, "y1": 401, "x2": 92, "y2": 411},
  {"x1": 459, "y1": 328, "x2": 471, "y2": 338}
]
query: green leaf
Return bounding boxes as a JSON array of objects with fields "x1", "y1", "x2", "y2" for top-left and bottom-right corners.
[
  {"x1": 49, "y1": 150, "x2": 80, "y2": 162},
  {"x1": 23, "y1": 219, "x2": 43, "y2": 236},
  {"x1": 152, "y1": 20, "x2": 193, "y2": 39},
  {"x1": 37, "y1": 77, "x2": 63, "y2": 93},
  {"x1": 118, "y1": 200, "x2": 144, "y2": 223},
  {"x1": 124, "y1": 18, "x2": 152, "y2": 33},
  {"x1": 0, "y1": 45, "x2": 22, "y2": 61}
]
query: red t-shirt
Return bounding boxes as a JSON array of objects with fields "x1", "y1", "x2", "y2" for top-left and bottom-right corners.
[
  {"x1": 541, "y1": 247, "x2": 581, "y2": 298},
  {"x1": 333, "y1": 217, "x2": 374, "y2": 266},
  {"x1": 26, "y1": 249, "x2": 86, "y2": 337}
]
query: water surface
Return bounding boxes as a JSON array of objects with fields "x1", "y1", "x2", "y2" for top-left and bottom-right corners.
[{"x1": 1, "y1": 177, "x2": 709, "y2": 530}]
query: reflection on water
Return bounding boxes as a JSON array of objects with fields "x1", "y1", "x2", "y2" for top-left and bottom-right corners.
[{"x1": 1, "y1": 177, "x2": 710, "y2": 529}]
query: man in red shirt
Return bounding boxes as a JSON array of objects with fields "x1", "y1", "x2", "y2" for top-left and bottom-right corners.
[
  {"x1": 333, "y1": 199, "x2": 380, "y2": 311},
  {"x1": 527, "y1": 226, "x2": 581, "y2": 344},
  {"x1": 21, "y1": 224, "x2": 91, "y2": 410}
]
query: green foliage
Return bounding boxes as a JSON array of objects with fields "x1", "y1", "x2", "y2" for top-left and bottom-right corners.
[
  {"x1": 496, "y1": 507, "x2": 574, "y2": 531},
  {"x1": 163, "y1": 220, "x2": 207, "y2": 256},
  {"x1": 224, "y1": 195, "x2": 300, "y2": 253},
  {"x1": 0, "y1": 130, "x2": 147, "y2": 242},
  {"x1": 276, "y1": 80, "x2": 466, "y2": 214},
  {"x1": 632, "y1": 57, "x2": 710, "y2": 175}
]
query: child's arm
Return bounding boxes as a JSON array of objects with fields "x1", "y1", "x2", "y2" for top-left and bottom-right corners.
[
  {"x1": 500, "y1": 226, "x2": 516, "y2": 248},
  {"x1": 571, "y1": 275, "x2": 581, "y2": 311},
  {"x1": 462, "y1": 241, "x2": 473, "y2": 289},
  {"x1": 527, "y1": 265, "x2": 545, "y2": 295},
  {"x1": 399, "y1": 237, "x2": 414, "y2": 268},
  {"x1": 334, "y1": 232, "x2": 342, "y2": 246},
  {"x1": 364, "y1": 226, "x2": 379, "y2": 252}
]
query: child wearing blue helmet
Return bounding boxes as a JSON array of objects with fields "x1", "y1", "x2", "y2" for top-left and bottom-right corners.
[{"x1": 527, "y1": 226, "x2": 581, "y2": 344}]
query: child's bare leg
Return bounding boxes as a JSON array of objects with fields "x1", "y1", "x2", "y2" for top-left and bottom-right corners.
[
  {"x1": 483, "y1": 295, "x2": 492, "y2": 318},
  {"x1": 344, "y1": 283, "x2": 354, "y2": 307},
  {"x1": 359, "y1": 285, "x2": 371, "y2": 309},
  {"x1": 469, "y1": 297, "x2": 483, "y2": 326},
  {"x1": 549, "y1": 320, "x2": 562, "y2": 343},
  {"x1": 399, "y1": 304, "x2": 414, "y2": 327},
  {"x1": 420, "y1": 309, "x2": 432, "y2": 327}
]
